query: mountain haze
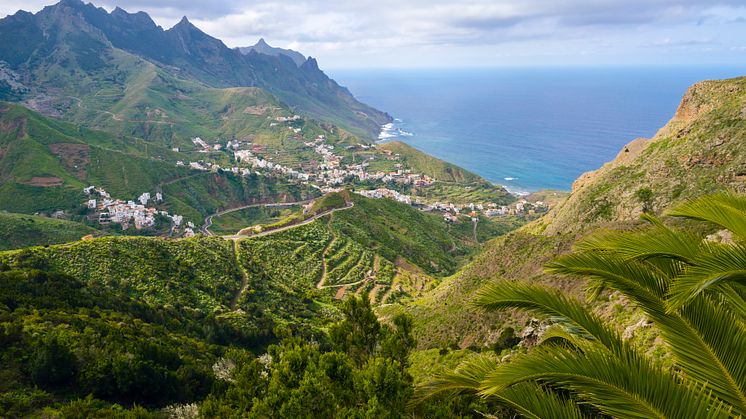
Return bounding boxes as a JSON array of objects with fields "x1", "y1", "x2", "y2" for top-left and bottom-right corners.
[
  {"x1": 0, "y1": 0, "x2": 390, "y2": 139},
  {"x1": 238, "y1": 38, "x2": 307, "y2": 67}
]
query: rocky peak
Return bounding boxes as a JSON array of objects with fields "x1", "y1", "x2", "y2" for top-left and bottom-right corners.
[
  {"x1": 173, "y1": 16, "x2": 195, "y2": 30},
  {"x1": 301, "y1": 57, "x2": 319, "y2": 72}
]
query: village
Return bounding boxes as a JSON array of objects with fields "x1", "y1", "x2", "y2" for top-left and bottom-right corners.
[
  {"x1": 83, "y1": 114, "x2": 550, "y2": 234},
  {"x1": 180, "y1": 122, "x2": 550, "y2": 223},
  {"x1": 82, "y1": 186, "x2": 196, "y2": 236},
  {"x1": 355, "y1": 187, "x2": 549, "y2": 223}
]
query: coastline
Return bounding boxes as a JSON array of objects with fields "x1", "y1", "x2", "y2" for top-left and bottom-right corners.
[{"x1": 376, "y1": 121, "x2": 536, "y2": 197}]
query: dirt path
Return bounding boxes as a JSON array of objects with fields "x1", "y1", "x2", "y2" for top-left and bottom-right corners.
[
  {"x1": 379, "y1": 275, "x2": 399, "y2": 305},
  {"x1": 316, "y1": 215, "x2": 336, "y2": 289},
  {"x1": 368, "y1": 284, "x2": 384, "y2": 304},
  {"x1": 221, "y1": 202, "x2": 354, "y2": 240},
  {"x1": 201, "y1": 200, "x2": 312, "y2": 236},
  {"x1": 335, "y1": 286, "x2": 348, "y2": 300},
  {"x1": 229, "y1": 241, "x2": 249, "y2": 310}
]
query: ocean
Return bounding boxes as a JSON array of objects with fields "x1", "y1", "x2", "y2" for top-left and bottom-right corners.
[{"x1": 331, "y1": 67, "x2": 744, "y2": 193}]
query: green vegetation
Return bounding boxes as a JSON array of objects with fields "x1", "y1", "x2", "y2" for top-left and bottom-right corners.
[
  {"x1": 545, "y1": 77, "x2": 746, "y2": 232},
  {"x1": 238, "y1": 193, "x2": 498, "y2": 306},
  {"x1": 418, "y1": 193, "x2": 746, "y2": 417},
  {"x1": 308, "y1": 190, "x2": 350, "y2": 214},
  {"x1": 402, "y1": 76, "x2": 746, "y2": 351},
  {"x1": 334, "y1": 195, "x2": 480, "y2": 276},
  {"x1": 0, "y1": 264, "x2": 428, "y2": 417},
  {"x1": 375, "y1": 141, "x2": 513, "y2": 205},
  {"x1": 378, "y1": 142, "x2": 481, "y2": 183},
  {"x1": 0, "y1": 212, "x2": 98, "y2": 250},
  {"x1": 210, "y1": 205, "x2": 301, "y2": 235},
  {"x1": 3, "y1": 3, "x2": 745, "y2": 415},
  {"x1": 0, "y1": 268, "x2": 220, "y2": 416}
]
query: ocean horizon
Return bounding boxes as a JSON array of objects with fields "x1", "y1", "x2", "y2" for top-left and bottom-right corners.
[{"x1": 332, "y1": 66, "x2": 744, "y2": 194}]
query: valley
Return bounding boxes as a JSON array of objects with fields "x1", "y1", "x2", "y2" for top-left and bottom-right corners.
[{"x1": 0, "y1": 0, "x2": 743, "y2": 417}]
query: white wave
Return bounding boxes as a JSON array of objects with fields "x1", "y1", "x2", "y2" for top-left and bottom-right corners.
[
  {"x1": 504, "y1": 177, "x2": 516, "y2": 181},
  {"x1": 501, "y1": 185, "x2": 530, "y2": 196}
]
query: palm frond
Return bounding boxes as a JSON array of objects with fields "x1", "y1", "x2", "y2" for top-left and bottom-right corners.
[
  {"x1": 546, "y1": 252, "x2": 669, "y2": 302},
  {"x1": 670, "y1": 297, "x2": 746, "y2": 414},
  {"x1": 666, "y1": 192, "x2": 746, "y2": 241},
  {"x1": 575, "y1": 222, "x2": 702, "y2": 266},
  {"x1": 538, "y1": 324, "x2": 593, "y2": 349},
  {"x1": 493, "y1": 382, "x2": 590, "y2": 419},
  {"x1": 473, "y1": 280, "x2": 625, "y2": 355},
  {"x1": 666, "y1": 243, "x2": 746, "y2": 310},
  {"x1": 412, "y1": 354, "x2": 499, "y2": 404},
  {"x1": 479, "y1": 346, "x2": 730, "y2": 419},
  {"x1": 548, "y1": 247, "x2": 746, "y2": 414}
]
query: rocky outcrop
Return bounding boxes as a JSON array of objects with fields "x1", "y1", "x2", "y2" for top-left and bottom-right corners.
[{"x1": 542, "y1": 76, "x2": 746, "y2": 235}]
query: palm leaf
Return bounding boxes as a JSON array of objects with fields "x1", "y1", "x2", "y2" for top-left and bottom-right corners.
[
  {"x1": 575, "y1": 220, "x2": 702, "y2": 267},
  {"x1": 479, "y1": 346, "x2": 730, "y2": 419},
  {"x1": 493, "y1": 382, "x2": 590, "y2": 419},
  {"x1": 412, "y1": 354, "x2": 499, "y2": 403},
  {"x1": 548, "y1": 249, "x2": 746, "y2": 414},
  {"x1": 666, "y1": 193, "x2": 746, "y2": 241},
  {"x1": 546, "y1": 252, "x2": 669, "y2": 301},
  {"x1": 473, "y1": 280, "x2": 625, "y2": 355},
  {"x1": 666, "y1": 243, "x2": 746, "y2": 310}
]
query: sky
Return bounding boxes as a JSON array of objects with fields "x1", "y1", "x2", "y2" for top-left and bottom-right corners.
[{"x1": 2, "y1": 0, "x2": 746, "y2": 68}]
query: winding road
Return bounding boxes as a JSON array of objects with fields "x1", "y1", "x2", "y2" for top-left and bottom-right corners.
[
  {"x1": 201, "y1": 201, "x2": 355, "y2": 240},
  {"x1": 200, "y1": 201, "x2": 312, "y2": 236}
]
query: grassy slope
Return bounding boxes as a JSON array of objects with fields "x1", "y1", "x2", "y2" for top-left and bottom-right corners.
[
  {"x1": 0, "y1": 212, "x2": 97, "y2": 250},
  {"x1": 0, "y1": 102, "x2": 186, "y2": 212},
  {"x1": 378, "y1": 141, "x2": 481, "y2": 183},
  {"x1": 0, "y1": 102, "x2": 320, "y2": 230},
  {"x1": 0, "y1": 268, "x2": 223, "y2": 417},
  {"x1": 0, "y1": 191, "x2": 517, "y2": 331},
  {"x1": 378, "y1": 141, "x2": 514, "y2": 204},
  {"x1": 239, "y1": 193, "x2": 519, "y2": 308},
  {"x1": 400, "y1": 76, "x2": 746, "y2": 349}
]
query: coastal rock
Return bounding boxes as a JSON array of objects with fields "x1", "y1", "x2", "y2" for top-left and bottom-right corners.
[
  {"x1": 571, "y1": 137, "x2": 649, "y2": 193},
  {"x1": 542, "y1": 77, "x2": 746, "y2": 235}
]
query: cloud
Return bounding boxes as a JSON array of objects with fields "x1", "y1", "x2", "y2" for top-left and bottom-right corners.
[{"x1": 1, "y1": 0, "x2": 745, "y2": 67}]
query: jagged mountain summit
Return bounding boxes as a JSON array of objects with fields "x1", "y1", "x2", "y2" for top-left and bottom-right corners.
[
  {"x1": 0, "y1": 0, "x2": 390, "y2": 138},
  {"x1": 237, "y1": 38, "x2": 307, "y2": 67}
]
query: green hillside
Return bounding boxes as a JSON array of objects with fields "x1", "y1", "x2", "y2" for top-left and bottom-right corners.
[
  {"x1": 378, "y1": 141, "x2": 483, "y2": 184},
  {"x1": 400, "y1": 76, "x2": 746, "y2": 349},
  {"x1": 0, "y1": 102, "x2": 319, "y2": 227},
  {"x1": 0, "y1": 212, "x2": 98, "y2": 250},
  {"x1": 0, "y1": 102, "x2": 185, "y2": 213},
  {"x1": 0, "y1": 0, "x2": 390, "y2": 140}
]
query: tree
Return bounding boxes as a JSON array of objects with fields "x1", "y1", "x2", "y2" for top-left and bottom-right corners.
[
  {"x1": 381, "y1": 313, "x2": 416, "y2": 371},
  {"x1": 30, "y1": 337, "x2": 77, "y2": 388},
  {"x1": 329, "y1": 293, "x2": 381, "y2": 364},
  {"x1": 417, "y1": 193, "x2": 746, "y2": 418},
  {"x1": 635, "y1": 187, "x2": 654, "y2": 213},
  {"x1": 492, "y1": 327, "x2": 520, "y2": 353}
]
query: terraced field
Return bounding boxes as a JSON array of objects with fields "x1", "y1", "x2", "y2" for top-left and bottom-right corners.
[{"x1": 238, "y1": 215, "x2": 401, "y2": 305}]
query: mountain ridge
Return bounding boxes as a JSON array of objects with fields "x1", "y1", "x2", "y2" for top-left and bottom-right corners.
[
  {"x1": 397, "y1": 75, "x2": 746, "y2": 349},
  {"x1": 238, "y1": 38, "x2": 307, "y2": 67},
  {"x1": 0, "y1": 0, "x2": 391, "y2": 139}
]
